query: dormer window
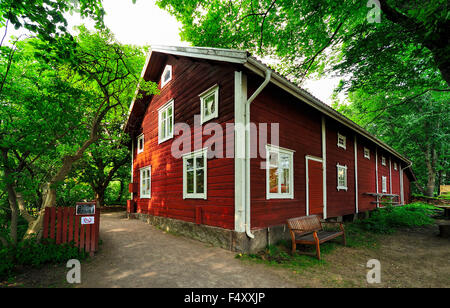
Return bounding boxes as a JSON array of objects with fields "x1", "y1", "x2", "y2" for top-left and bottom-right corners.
[
  {"x1": 200, "y1": 85, "x2": 219, "y2": 124},
  {"x1": 161, "y1": 65, "x2": 172, "y2": 88},
  {"x1": 137, "y1": 134, "x2": 144, "y2": 154},
  {"x1": 337, "y1": 133, "x2": 346, "y2": 150}
]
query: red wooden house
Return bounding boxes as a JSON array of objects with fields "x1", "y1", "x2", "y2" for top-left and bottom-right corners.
[{"x1": 124, "y1": 46, "x2": 415, "y2": 252}]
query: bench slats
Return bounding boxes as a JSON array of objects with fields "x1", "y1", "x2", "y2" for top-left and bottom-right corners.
[{"x1": 287, "y1": 215, "x2": 346, "y2": 260}]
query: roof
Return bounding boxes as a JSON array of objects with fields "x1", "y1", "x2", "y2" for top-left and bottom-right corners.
[{"x1": 125, "y1": 45, "x2": 414, "y2": 173}]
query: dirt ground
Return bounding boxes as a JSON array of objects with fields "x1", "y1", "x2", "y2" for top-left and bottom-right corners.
[{"x1": 2, "y1": 212, "x2": 449, "y2": 288}]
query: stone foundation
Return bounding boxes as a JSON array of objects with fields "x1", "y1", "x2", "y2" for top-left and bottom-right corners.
[{"x1": 127, "y1": 212, "x2": 290, "y2": 253}]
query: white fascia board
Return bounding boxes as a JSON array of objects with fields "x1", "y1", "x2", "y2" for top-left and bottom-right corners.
[{"x1": 151, "y1": 45, "x2": 248, "y2": 64}]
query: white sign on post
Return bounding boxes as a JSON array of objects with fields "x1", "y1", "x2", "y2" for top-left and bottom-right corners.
[{"x1": 81, "y1": 216, "x2": 95, "y2": 225}]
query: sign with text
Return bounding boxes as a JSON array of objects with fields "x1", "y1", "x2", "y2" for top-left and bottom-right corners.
[
  {"x1": 81, "y1": 216, "x2": 95, "y2": 225},
  {"x1": 76, "y1": 203, "x2": 95, "y2": 215}
]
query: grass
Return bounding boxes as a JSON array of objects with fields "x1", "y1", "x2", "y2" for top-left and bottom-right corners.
[{"x1": 236, "y1": 202, "x2": 436, "y2": 272}]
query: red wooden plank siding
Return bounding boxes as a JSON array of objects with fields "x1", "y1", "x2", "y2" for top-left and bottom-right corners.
[
  {"x1": 93, "y1": 210, "x2": 100, "y2": 251},
  {"x1": 249, "y1": 80, "x2": 323, "y2": 228},
  {"x1": 132, "y1": 55, "x2": 236, "y2": 230},
  {"x1": 43, "y1": 207, "x2": 50, "y2": 239},
  {"x1": 357, "y1": 139, "x2": 377, "y2": 212},
  {"x1": 85, "y1": 223, "x2": 91, "y2": 253},
  {"x1": 68, "y1": 208, "x2": 74, "y2": 243},
  {"x1": 50, "y1": 207, "x2": 56, "y2": 240},
  {"x1": 42, "y1": 207, "x2": 99, "y2": 254},
  {"x1": 74, "y1": 213, "x2": 80, "y2": 247},
  {"x1": 79, "y1": 223, "x2": 85, "y2": 252},
  {"x1": 325, "y1": 119, "x2": 356, "y2": 218},
  {"x1": 61, "y1": 207, "x2": 68, "y2": 244}
]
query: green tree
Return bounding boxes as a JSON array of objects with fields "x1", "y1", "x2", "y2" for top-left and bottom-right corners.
[
  {"x1": 334, "y1": 90, "x2": 449, "y2": 197},
  {"x1": 73, "y1": 119, "x2": 131, "y2": 208},
  {"x1": 156, "y1": 0, "x2": 449, "y2": 91},
  {"x1": 0, "y1": 28, "x2": 158, "y2": 245}
]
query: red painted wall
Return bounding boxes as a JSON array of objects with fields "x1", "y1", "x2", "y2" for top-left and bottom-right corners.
[
  {"x1": 132, "y1": 55, "x2": 236, "y2": 229},
  {"x1": 325, "y1": 119, "x2": 357, "y2": 218},
  {"x1": 391, "y1": 159, "x2": 401, "y2": 198},
  {"x1": 357, "y1": 139, "x2": 377, "y2": 212},
  {"x1": 249, "y1": 80, "x2": 323, "y2": 228},
  {"x1": 377, "y1": 149, "x2": 391, "y2": 196}
]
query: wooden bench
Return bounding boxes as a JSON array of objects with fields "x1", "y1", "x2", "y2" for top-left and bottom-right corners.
[{"x1": 287, "y1": 215, "x2": 346, "y2": 260}]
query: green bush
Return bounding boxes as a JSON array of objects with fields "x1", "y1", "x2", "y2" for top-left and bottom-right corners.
[
  {"x1": 0, "y1": 248, "x2": 14, "y2": 278},
  {"x1": 0, "y1": 238, "x2": 88, "y2": 279},
  {"x1": 354, "y1": 203, "x2": 435, "y2": 234}
]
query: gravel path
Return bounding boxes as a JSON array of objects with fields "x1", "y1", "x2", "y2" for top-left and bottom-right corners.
[{"x1": 76, "y1": 212, "x2": 298, "y2": 288}]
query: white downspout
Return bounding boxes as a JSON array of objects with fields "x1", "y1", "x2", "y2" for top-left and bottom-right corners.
[
  {"x1": 131, "y1": 139, "x2": 134, "y2": 200},
  {"x1": 244, "y1": 69, "x2": 272, "y2": 239}
]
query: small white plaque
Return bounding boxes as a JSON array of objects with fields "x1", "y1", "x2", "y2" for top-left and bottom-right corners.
[{"x1": 81, "y1": 216, "x2": 95, "y2": 225}]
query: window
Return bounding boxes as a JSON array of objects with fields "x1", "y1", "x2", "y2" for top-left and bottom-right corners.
[
  {"x1": 137, "y1": 134, "x2": 144, "y2": 154},
  {"x1": 337, "y1": 164, "x2": 348, "y2": 191},
  {"x1": 382, "y1": 176, "x2": 387, "y2": 193},
  {"x1": 364, "y1": 147, "x2": 370, "y2": 159},
  {"x1": 394, "y1": 162, "x2": 398, "y2": 170},
  {"x1": 140, "y1": 166, "x2": 151, "y2": 198},
  {"x1": 266, "y1": 145, "x2": 294, "y2": 199},
  {"x1": 381, "y1": 156, "x2": 386, "y2": 166},
  {"x1": 199, "y1": 85, "x2": 219, "y2": 124},
  {"x1": 337, "y1": 133, "x2": 346, "y2": 149},
  {"x1": 183, "y1": 148, "x2": 207, "y2": 199},
  {"x1": 158, "y1": 99, "x2": 174, "y2": 143},
  {"x1": 161, "y1": 65, "x2": 172, "y2": 88}
]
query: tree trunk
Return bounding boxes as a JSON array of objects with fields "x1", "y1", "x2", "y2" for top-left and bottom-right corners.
[
  {"x1": 24, "y1": 183, "x2": 56, "y2": 240},
  {"x1": 94, "y1": 186, "x2": 106, "y2": 209},
  {"x1": 116, "y1": 180, "x2": 124, "y2": 204},
  {"x1": 425, "y1": 145, "x2": 438, "y2": 197},
  {"x1": 1, "y1": 149, "x2": 19, "y2": 246}
]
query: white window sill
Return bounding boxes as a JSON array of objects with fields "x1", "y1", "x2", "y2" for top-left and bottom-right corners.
[
  {"x1": 267, "y1": 194, "x2": 294, "y2": 200},
  {"x1": 158, "y1": 136, "x2": 173, "y2": 145}
]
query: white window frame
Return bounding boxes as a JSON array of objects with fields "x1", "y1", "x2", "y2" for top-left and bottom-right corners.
[
  {"x1": 394, "y1": 162, "x2": 398, "y2": 170},
  {"x1": 199, "y1": 84, "x2": 219, "y2": 124},
  {"x1": 158, "y1": 99, "x2": 174, "y2": 144},
  {"x1": 364, "y1": 147, "x2": 370, "y2": 159},
  {"x1": 381, "y1": 156, "x2": 386, "y2": 166},
  {"x1": 161, "y1": 65, "x2": 172, "y2": 88},
  {"x1": 183, "y1": 148, "x2": 207, "y2": 199},
  {"x1": 140, "y1": 166, "x2": 151, "y2": 199},
  {"x1": 336, "y1": 164, "x2": 348, "y2": 191},
  {"x1": 137, "y1": 134, "x2": 144, "y2": 154},
  {"x1": 382, "y1": 176, "x2": 387, "y2": 193},
  {"x1": 266, "y1": 144, "x2": 295, "y2": 199},
  {"x1": 337, "y1": 132, "x2": 347, "y2": 150}
]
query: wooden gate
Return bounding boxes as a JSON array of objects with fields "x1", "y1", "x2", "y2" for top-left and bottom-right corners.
[{"x1": 42, "y1": 204, "x2": 100, "y2": 256}]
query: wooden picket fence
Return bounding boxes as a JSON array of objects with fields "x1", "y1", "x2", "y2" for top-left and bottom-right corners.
[{"x1": 42, "y1": 206, "x2": 100, "y2": 255}]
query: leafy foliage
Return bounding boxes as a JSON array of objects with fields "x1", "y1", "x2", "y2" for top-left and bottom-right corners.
[
  {"x1": 0, "y1": 238, "x2": 88, "y2": 279},
  {"x1": 353, "y1": 203, "x2": 435, "y2": 234},
  {"x1": 156, "y1": 0, "x2": 449, "y2": 88}
]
